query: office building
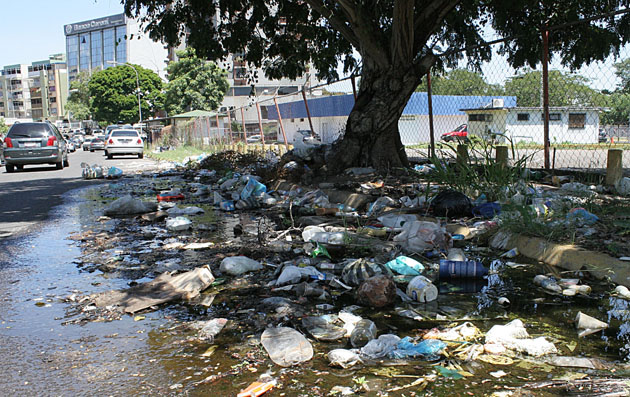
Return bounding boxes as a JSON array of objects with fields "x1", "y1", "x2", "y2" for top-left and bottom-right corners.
[{"x1": 64, "y1": 13, "x2": 168, "y2": 81}]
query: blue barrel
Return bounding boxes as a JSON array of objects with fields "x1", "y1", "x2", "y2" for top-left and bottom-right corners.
[{"x1": 439, "y1": 259, "x2": 488, "y2": 279}]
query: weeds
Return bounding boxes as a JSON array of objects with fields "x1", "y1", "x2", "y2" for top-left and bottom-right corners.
[{"x1": 425, "y1": 136, "x2": 537, "y2": 202}]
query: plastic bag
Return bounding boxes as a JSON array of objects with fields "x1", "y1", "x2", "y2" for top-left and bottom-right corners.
[
  {"x1": 166, "y1": 216, "x2": 192, "y2": 231},
  {"x1": 431, "y1": 190, "x2": 472, "y2": 218},
  {"x1": 261, "y1": 327, "x2": 313, "y2": 367},
  {"x1": 389, "y1": 337, "x2": 446, "y2": 360},
  {"x1": 81, "y1": 162, "x2": 104, "y2": 179},
  {"x1": 301, "y1": 316, "x2": 346, "y2": 341},
  {"x1": 220, "y1": 256, "x2": 262, "y2": 276},
  {"x1": 377, "y1": 214, "x2": 418, "y2": 228},
  {"x1": 367, "y1": 196, "x2": 396, "y2": 216},
  {"x1": 103, "y1": 195, "x2": 158, "y2": 216},
  {"x1": 167, "y1": 206, "x2": 205, "y2": 216},
  {"x1": 384, "y1": 256, "x2": 425, "y2": 276},
  {"x1": 328, "y1": 349, "x2": 362, "y2": 368},
  {"x1": 106, "y1": 166, "x2": 123, "y2": 179},
  {"x1": 360, "y1": 334, "x2": 401, "y2": 359},
  {"x1": 393, "y1": 221, "x2": 450, "y2": 252}
]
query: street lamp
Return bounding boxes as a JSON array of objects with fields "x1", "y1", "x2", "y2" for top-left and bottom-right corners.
[{"x1": 107, "y1": 61, "x2": 142, "y2": 126}]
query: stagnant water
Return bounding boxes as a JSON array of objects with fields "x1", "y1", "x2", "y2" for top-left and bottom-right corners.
[{"x1": 1, "y1": 186, "x2": 629, "y2": 396}]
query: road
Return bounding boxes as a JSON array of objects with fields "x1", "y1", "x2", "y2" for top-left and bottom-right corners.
[{"x1": 0, "y1": 147, "x2": 159, "y2": 239}]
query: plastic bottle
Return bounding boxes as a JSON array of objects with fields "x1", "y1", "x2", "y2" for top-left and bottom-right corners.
[
  {"x1": 350, "y1": 319, "x2": 377, "y2": 348},
  {"x1": 533, "y1": 275, "x2": 562, "y2": 293},
  {"x1": 439, "y1": 259, "x2": 487, "y2": 279}
]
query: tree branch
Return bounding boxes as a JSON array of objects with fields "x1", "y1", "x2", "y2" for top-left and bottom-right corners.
[
  {"x1": 413, "y1": 0, "x2": 461, "y2": 54},
  {"x1": 304, "y1": 0, "x2": 361, "y2": 49},
  {"x1": 334, "y1": 0, "x2": 391, "y2": 68}
]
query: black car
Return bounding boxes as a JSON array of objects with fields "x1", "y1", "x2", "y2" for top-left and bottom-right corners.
[
  {"x1": 598, "y1": 129, "x2": 607, "y2": 143},
  {"x1": 2, "y1": 122, "x2": 68, "y2": 172}
]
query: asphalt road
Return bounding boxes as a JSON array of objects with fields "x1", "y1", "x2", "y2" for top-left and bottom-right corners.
[{"x1": 0, "y1": 147, "x2": 159, "y2": 239}]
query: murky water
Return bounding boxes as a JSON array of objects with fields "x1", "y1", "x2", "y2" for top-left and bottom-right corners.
[{"x1": 1, "y1": 185, "x2": 629, "y2": 396}]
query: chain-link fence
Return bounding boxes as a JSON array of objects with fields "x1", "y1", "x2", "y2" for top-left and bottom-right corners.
[{"x1": 153, "y1": 15, "x2": 630, "y2": 172}]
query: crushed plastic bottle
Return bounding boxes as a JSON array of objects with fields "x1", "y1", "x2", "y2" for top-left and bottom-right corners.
[{"x1": 350, "y1": 319, "x2": 377, "y2": 348}]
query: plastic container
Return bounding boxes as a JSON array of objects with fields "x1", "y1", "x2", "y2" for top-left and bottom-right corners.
[
  {"x1": 219, "y1": 200, "x2": 235, "y2": 211},
  {"x1": 439, "y1": 259, "x2": 487, "y2": 279},
  {"x1": 406, "y1": 275, "x2": 438, "y2": 303},
  {"x1": 157, "y1": 192, "x2": 185, "y2": 201},
  {"x1": 240, "y1": 177, "x2": 267, "y2": 200},
  {"x1": 350, "y1": 319, "x2": 378, "y2": 348},
  {"x1": 446, "y1": 248, "x2": 466, "y2": 262}
]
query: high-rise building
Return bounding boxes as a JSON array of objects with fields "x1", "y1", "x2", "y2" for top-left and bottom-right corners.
[
  {"x1": 0, "y1": 55, "x2": 69, "y2": 123},
  {"x1": 27, "y1": 54, "x2": 68, "y2": 122},
  {"x1": 0, "y1": 64, "x2": 31, "y2": 120},
  {"x1": 64, "y1": 14, "x2": 168, "y2": 82}
]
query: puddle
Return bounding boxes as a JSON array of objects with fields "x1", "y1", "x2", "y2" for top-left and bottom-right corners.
[{"x1": 0, "y1": 182, "x2": 629, "y2": 395}]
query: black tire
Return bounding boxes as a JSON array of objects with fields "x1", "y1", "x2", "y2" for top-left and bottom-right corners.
[
  {"x1": 6, "y1": 164, "x2": 14, "y2": 173},
  {"x1": 138, "y1": 152, "x2": 143, "y2": 159},
  {"x1": 16, "y1": 165, "x2": 24, "y2": 170},
  {"x1": 90, "y1": 149, "x2": 94, "y2": 152},
  {"x1": 63, "y1": 158, "x2": 70, "y2": 167},
  {"x1": 56, "y1": 161, "x2": 63, "y2": 170},
  {"x1": 107, "y1": 153, "x2": 113, "y2": 159}
]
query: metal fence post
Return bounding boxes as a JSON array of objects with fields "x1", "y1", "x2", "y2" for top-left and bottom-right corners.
[
  {"x1": 301, "y1": 87, "x2": 316, "y2": 137},
  {"x1": 240, "y1": 107, "x2": 247, "y2": 142},
  {"x1": 427, "y1": 69, "x2": 435, "y2": 159},
  {"x1": 542, "y1": 26, "x2": 550, "y2": 170},
  {"x1": 274, "y1": 96, "x2": 289, "y2": 150},
  {"x1": 256, "y1": 102, "x2": 265, "y2": 146}
]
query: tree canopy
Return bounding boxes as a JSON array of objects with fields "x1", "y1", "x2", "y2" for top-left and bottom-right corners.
[
  {"x1": 0, "y1": 118, "x2": 8, "y2": 136},
  {"x1": 124, "y1": 0, "x2": 630, "y2": 170},
  {"x1": 165, "y1": 48, "x2": 229, "y2": 115},
  {"x1": 66, "y1": 71, "x2": 92, "y2": 121},
  {"x1": 504, "y1": 69, "x2": 599, "y2": 107},
  {"x1": 416, "y1": 69, "x2": 503, "y2": 96},
  {"x1": 88, "y1": 65, "x2": 164, "y2": 125}
]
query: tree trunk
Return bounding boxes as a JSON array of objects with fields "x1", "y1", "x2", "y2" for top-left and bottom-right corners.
[{"x1": 328, "y1": 64, "x2": 424, "y2": 173}]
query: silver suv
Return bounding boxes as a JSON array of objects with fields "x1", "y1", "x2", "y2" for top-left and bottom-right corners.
[{"x1": 3, "y1": 122, "x2": 68, "y2": 173}]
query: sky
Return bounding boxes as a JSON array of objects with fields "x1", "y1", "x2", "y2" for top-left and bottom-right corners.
[{"x1": 0, "y1": 0, "x2": 124, "y2": 67}]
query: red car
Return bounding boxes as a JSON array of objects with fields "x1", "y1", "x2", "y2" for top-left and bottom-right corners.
[{"x1": 440, "y1": 124, "x2": 468, "y2": 142}]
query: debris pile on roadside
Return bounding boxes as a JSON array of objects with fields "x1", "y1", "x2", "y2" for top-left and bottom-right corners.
[{"x1": 63, "y1": 150, "x2": 630, "y2": 394}]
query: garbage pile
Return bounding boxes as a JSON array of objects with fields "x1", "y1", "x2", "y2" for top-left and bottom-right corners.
[{"x1": 64, "y1": 151, "x2": 630, "y2": 395}]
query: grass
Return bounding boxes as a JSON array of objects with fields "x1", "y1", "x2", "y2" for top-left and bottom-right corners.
[{"x1": 147, "y1": 145, "x2": 210, "y2": 163}]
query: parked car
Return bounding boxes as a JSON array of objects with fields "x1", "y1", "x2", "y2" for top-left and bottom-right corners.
[
  {"x1": 82, "y1": 137, "x2": 94, "y2": 151},
  {"x1": 246, "y1": 134, "x2": 262, "y2": 143},
  {"x1": 104, "y1": 129, "x2": 144, "y2": 159},
  {"x1": 89, "y1": 137, "x2": 106, "y2": 151},
  {"x1": 67, "y1": 141, "x2": 77, "y2": 152},
  {"x1": 440, "y1": 124, "x2": 468, "y2": 142},
  {"x1": 2, "y1": 122, "x2": 68, "y2": 172}
]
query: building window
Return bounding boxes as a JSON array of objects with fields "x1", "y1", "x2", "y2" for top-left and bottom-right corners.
[
  {"x1": 103, "y1": 28, "x2": 115, "y2": 67},
  {"x1": 79, "y1": 33, "x2": 90, "y2": 71},
  {"x1": 91, "y1": 31, "x2": 103, "y2": 69},
  {"x1": 540, "y1": 113, "x2": 561, "y2": 121},
  {"x1": 469, "y1": 114, "x2": 492, "y2": 122},
  {"x1": 115, "y1": 26, "x2": 127, "y2": 63},
  {"x1": 50, "y1": 97, "x2": 56, "y2": 103},
  {"x1": 568, "y1": 113, "x2": 586, "y2": 129},
  {"x1": 67, "y1": 35, "x2": 79, "y2": 73},
  {"x1": 31, "y1": 98, "x2": 42, "y2": 105},
  {"x1": 517, "y1": 113, "x2": 529, "y2": 121}
]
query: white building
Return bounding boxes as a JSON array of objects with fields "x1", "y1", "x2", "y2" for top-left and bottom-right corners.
[
  {"x1": 462, "y1": 106, "x2": 602, "y2": 144},
  {"x1": 64, "y1": 13, "x2": 169, "y2": 82}
]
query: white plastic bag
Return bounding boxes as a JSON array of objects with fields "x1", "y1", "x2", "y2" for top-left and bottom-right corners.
[
  {"x1": 220, "y1": 256, "x2": 262, "y2": 276},
  {"x1": 104, "y1": 195, "x2": 158, "y2": 216},
  {"x1": 166, "y1": 216, "x2": 192, "y2": 231},
  {"x1": 393, "y1": 221, "x2": 450, "y2": 252},
  {"x1": 377, "y1": 214, "x2": 418, "y2": 228},
  {"x1": 261, "y1": 327, "x2": 313, "y2": 367}
]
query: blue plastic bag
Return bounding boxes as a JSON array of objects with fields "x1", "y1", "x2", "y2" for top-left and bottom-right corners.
[
  {"x1": 472, "y1": 202, "x2": 501, "y2": 218},
  {"x1": 384, "y1": 256, "x2": 424, "y2": 276},
  {"x1": 389, "y1": 337, "x2": 446, "y2": 359}
]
